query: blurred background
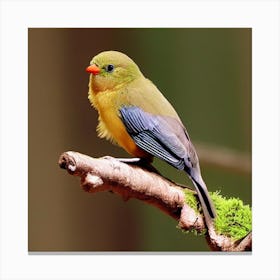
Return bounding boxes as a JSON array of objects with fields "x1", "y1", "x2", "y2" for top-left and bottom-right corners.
[{"x1": 28, "y1": 28, "x2": 251, "y2": 251}]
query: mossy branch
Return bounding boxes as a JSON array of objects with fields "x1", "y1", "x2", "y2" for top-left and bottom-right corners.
[{"x1": 58, "y1": 151, "x2": 252, "y2": 252}]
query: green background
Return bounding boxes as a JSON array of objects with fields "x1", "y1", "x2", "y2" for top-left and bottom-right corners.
[{"x1": 28, "y1": 28, "x2": 251, "y2": 251}]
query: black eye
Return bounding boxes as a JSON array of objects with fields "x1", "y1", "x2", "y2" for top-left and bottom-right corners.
[{"x1": 105, "y1": 64, "x2": 114, "y2": 73}]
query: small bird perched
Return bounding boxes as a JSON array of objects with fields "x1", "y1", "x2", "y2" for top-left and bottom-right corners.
[{"x1": 86, "y1": 50, "x2": 216, "y2": 224}]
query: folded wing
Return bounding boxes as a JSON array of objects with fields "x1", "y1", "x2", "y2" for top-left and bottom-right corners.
[{"x1": 119, "y1": 106, "x2": 195, "y2": 171}]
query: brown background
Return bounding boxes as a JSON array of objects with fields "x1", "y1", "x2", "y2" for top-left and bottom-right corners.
[{"x1": 28, "y1": 28, "x2": 251, "y2": 251}]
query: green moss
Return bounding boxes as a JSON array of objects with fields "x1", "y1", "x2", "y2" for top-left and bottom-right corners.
[
  {"x1": 182, "y1": 190, "x2": 252, "y2": 241},
  {"x1": 181, "y1": 189, "x2": 205, "y2": 236},
  {"x1": 211, "y1": 191, "x2": 252, "y2": 240},
  {"x1": 184, "y1": 189, "x2": 200, "y2": 214},
  {"x1": 178, "y1": 225, "x2": 207, "y2": 236}
]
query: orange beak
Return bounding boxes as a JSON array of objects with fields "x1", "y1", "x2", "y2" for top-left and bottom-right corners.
[{"x1": 86, "y1": 64, "x2": 100, "y2": 75}]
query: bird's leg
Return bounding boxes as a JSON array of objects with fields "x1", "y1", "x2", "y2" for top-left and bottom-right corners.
[
  {"x1": 135, "y1": 159, "x2": 162, "y2": 175},
  {"x1": 109, "y1": 157, "x2": 161, "y2": 175},
  {"x1": 112, "y1": 157, "x2": 142, "y2": 163}
]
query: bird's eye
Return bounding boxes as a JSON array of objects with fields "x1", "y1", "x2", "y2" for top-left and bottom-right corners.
[{"x1": 105, "y1": 64, "x2": 114, "y2": 73}]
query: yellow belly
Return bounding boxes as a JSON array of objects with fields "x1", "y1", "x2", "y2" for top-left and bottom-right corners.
[{"x1": 97, "y1": 102, "x2": 151, "y2": 160}]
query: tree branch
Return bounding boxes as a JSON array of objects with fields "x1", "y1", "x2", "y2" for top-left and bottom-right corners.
[{"x1": 58, "y1": 151, "x2": 252, "y2": 252}]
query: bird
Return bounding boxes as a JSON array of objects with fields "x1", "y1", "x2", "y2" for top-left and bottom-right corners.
[{"x1": 86, "y1": 50, "x2": 216, "y2": 224}]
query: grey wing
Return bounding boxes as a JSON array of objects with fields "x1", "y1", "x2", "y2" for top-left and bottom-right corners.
[{"x1": 119, "y1": 106, "x2": 196, "y2": 171}]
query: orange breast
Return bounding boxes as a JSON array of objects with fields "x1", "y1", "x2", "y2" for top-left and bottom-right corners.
[{"x1": 98, "y1": 102, "x2": 151, "y2": 160}]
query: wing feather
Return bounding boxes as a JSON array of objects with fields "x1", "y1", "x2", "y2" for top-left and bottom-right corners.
[{"x1": 120, "y1": 106, "x2": 191, "y2": 170}]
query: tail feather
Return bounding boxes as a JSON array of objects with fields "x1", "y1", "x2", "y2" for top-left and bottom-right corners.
[{"x1": 190, "y1": 176, "x2": 216, "y2": 219}]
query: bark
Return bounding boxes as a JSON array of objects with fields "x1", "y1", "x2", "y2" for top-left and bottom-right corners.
[{"x1": 58, "y1": 151, "x2": 252, "y2": 252}]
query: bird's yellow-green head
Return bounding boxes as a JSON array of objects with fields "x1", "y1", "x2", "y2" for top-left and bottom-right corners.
[{"x1": 86, "y1": 51, "x2": 142, "y2": 93}]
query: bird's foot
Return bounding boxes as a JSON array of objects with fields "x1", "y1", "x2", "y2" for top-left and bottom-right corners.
[
  {"x1": 108, "y1": 157, "x2": 161, "y2": 175},
  {"x1": 111, "y1": 157, "x2": 142, "y2": 163}
]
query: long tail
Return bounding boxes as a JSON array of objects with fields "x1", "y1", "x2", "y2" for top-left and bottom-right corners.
[{"x1": 188, "y1": 173, "x2": 216, "y2": 220}]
